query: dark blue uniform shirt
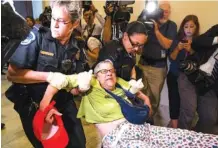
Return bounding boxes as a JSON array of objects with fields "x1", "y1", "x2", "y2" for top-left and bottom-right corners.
[
  {"x1": 141, "y1": 20, "x2": 177, "y2": 68},
  {"x1": 10, "y1": 27, "x2": 80, "y2": 103}
]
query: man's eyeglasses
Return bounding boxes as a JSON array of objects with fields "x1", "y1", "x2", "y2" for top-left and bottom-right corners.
[
  {"x1": 51, "y1": 16, "x2": 71, "y2": 25},
  {"x1": 128, "y1": 35, "x2": 144, "y2": 49},
  {"x1": 97, "y1": 68, "x2": 116, "y2": 74}
]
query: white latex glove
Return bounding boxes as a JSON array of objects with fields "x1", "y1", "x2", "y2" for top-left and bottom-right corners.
[
  {"x1": 77, "y1": 70, "x2": 93, "y2": 92},
  {"x1": 46, "y1": 72, "x2": 68, "y2": 90},
  {"x1": 129, "y1": 78, "x2": 144, "y2": 94}
]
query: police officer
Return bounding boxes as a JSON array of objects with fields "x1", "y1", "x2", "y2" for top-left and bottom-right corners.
[
  {"x1": 98, "y1": 21, "x2": 148, "y2": 81},
  {"x1": 7, "y1": 1, "x2": 86, "y2": 148}
]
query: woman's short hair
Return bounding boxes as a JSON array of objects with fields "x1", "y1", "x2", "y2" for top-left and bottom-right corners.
[
  {"x1": 50, "y1": 0, "x2": 82, "y2": 23},
  {"x1": 94, "y1": 60, "x2": 114, "y2": 75}
]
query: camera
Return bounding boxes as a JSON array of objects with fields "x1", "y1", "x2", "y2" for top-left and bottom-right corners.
[
  {"x1": 179, "y1": 60, "x2": 198, "y2": 75},
  {"x1": 138, "y1": 8, "x2": 164, "y2": 31},
  {"x1": 39, "y1": 6, "x2": 52, "y2": 28},
  {"x1": 106, "y1": 0, "x2": 135, "y2": 23},
  {"x1": 82, "y1": 1, "x2": 92, "y2": 10}
]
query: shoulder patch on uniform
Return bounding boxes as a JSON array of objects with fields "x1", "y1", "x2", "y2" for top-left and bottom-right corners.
[{"x1": 21, "y1": 31, "x2": 36, "y2": 45}]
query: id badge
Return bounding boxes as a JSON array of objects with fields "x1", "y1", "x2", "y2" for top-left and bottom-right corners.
[{"x1": 161, "y1": 50, "x2": 166, "y2": 58}]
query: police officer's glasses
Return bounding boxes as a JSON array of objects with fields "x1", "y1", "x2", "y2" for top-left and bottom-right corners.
[
  {"x1": 128, "y1": 35, "x2": 144, "y2": 49},
  {"x1": 51, "y1": 16, "x2": 71, "y2": 25},
  {"x1": 97, "y1": 68, "x2": 116, "y2": 74}
]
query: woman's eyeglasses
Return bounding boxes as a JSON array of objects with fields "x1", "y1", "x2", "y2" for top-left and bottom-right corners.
[
  {"x1": 51, "y1": 16, "x2": 71, "y2": 25},
  {"x1": 97, "y1": 68, "x2": 116, "y2": 74},
  {"x1": 128, "y1": 35, "x2": 144, "y2": 49}
]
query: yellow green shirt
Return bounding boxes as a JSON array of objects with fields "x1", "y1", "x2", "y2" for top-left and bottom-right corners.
[{"x1": 66, "y1": 75, "x2": 130, "y2": 123}]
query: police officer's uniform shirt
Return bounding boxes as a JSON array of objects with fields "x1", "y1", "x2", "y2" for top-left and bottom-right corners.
[
  {"x1": 98, "y1": 40, "x2": 135, "y2": 81},
  {"x1": 141, "y1": 20, "x2": 177, "y2": 68},
  {"x1": 10, "y1": 27, "x2": 80, "y2": 103},
  {"x1": 10, "y1": 27, "x2": 79, "y2": 72}
]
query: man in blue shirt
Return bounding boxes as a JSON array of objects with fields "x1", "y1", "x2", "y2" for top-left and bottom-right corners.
[{"x1": 138, "y1": 1, "x2": 177, "y2": 122}]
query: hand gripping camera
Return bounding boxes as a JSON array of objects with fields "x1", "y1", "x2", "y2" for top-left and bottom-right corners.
[
  {"x1": 105, "y1": 0, "x2": 135, "y2": 23},
  {"x1": 137, "y1": 1, "x2": 164, "y2": 31}
]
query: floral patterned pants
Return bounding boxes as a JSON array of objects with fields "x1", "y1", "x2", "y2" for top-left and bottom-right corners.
[{"x1": 102, "y1": 121, "x2": 218, "y2": 148}]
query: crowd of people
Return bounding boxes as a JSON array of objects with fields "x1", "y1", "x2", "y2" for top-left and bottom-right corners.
[{"x1": 3, "y1": 0, "x2": 218, "y2": 147}]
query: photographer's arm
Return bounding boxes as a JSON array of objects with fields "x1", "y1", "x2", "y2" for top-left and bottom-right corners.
[
  {"x1": 102, "y1": 4, "x2": 114, "y2": 44},
  {"x1": 87, "y1": 47, "x2": 100, "y2": 60},
  {"x1": 153, "y1": 20, "x2": 177, "y2": 50},
  {"x1": 154, "y1": 25, "x2": 173, "y2": 50},
  {"x1": 95, "y1": 13, "x2": 105, "y2": 27},
  {"x1": 102, "y1": 16, "x2": 112, "y2": 44},
  {"x1": 90, "y1": 4, "x2": 105, "y2": 26}
]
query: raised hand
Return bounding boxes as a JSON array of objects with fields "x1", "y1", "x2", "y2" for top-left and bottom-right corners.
[
  {"x1": 129, "y1": 78, "x2": 144, "y2": 94},
  {"x1": 77, "y1": 70, "x2": 93, "y2": 92}
]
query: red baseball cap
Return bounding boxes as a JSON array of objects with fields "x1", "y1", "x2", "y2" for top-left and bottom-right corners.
[{"x1": 33, "y1": 101, "x2": 69, "y2": 148}]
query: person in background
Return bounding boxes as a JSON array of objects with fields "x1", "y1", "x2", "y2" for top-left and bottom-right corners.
[
  {"x1": 35, "y1": 18, "x2": 41, "y2": 25},
  {"x1": 40, "y1": 60, "x2": 217, "y2": 148},
  {"x1": 138, "y1": 1, "x2": 177, "y2": 122},
  {"x1": 101, "y1": 2, "x2": 131, "y2": 44},
  {"x1": 7, "y1": 1, "x2": 86, "y2": 147},
  {"x1": 168, "y1": 15, "x2": 200, "y2": 128},
  {"x1": 86, "y1": 37, "x2": 102, "y2": 68},
  {"x1": 81, "y1": 3, "x2": 105, "y2": 40},
  {"x1": 191, "y1": 24, "x2": 218, "y2": 134},
  {"x1": 26, "y1": 16, "x2": 35, "y2": 28}
]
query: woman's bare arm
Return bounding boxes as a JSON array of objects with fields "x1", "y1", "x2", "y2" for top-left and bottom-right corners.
[
  {"x1": 136, "y1": 91, "x2": 152, "y2": 116},
  {"x1": 40, "y1": 85, "x2": 59, "y2": 111}
]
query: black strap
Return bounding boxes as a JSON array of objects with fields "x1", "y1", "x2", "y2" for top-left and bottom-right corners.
[
  {"x1": 83, "y1": 24, "x2": 96, "y2": 39},
  {"x1": 88, "y1": 24, "x2": 96, "y2": 38}
]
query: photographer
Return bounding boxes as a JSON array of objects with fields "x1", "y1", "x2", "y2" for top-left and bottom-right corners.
[
  {"x1": 81, "y1": 3, "x2": 105, "y2": 40},
  {"x1": 98, "y1": 21, "x2": 148, "y2": 81},
  {"x1": 138, "y1": 2, "x2": 177, "y2": 119},
  {"x1": 86, "y1": 37, "x2": 102, "y2": 68},
  {"x1": 191, "y1": 24, "x2": 218, "y2": 134},
  {"x1": 102, "y1": 1, "x2": 131, "y2": 44}
]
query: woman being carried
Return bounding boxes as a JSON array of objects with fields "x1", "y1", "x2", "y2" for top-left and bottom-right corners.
[{"x1": 41, "y1": 60, "x2": 218, "y2": 148}]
